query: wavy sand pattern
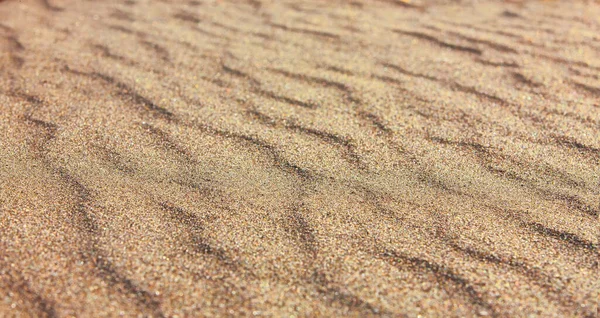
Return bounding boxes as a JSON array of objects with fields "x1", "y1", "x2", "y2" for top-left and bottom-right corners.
[{"x1": 0, "y1": 0, "x2": 598, "y2": 317}]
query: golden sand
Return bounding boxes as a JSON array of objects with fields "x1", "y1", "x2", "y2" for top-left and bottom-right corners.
[{"x1": 0, "y1": 0, "x2": 598, "y2": 317}]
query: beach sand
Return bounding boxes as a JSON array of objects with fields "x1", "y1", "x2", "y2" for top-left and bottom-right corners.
[{"x1": 0, "y1": 0, "x2": 598, "y2": 316}]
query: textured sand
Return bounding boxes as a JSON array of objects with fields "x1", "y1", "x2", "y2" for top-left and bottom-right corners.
[{"x1": 0, "y1": 0, "x2": 599, "y2": 317}]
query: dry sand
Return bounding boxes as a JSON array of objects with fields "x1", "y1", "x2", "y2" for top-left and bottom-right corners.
[{"x1": 0, "y1": 0, "x2": 599, "y2": 317}]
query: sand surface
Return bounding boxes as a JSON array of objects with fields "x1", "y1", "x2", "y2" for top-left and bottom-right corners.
[{"x1": 0, "y1": 0, "x2": 599, "y2": 317}]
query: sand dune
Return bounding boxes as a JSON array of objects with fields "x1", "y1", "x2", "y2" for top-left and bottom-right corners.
[{"x1": 0, "y1": 0, "x2": 598, "y2": 316}]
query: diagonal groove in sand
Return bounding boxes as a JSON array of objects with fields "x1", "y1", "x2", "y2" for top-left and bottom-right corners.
[
  {"x1": 0, "y1": 268, "x2": 58, "y2": 318},
  {"x1": 380, "y1": 250, "x2": 498, "y2": 316}
]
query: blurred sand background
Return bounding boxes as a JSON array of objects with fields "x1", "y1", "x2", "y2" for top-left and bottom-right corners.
[{"x1": 0, "y1": 0, "x2": 598, "y2": 316}]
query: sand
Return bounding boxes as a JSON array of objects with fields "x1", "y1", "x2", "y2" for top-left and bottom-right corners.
[{"x1": 0, "y1": 0, "x2": 598, "y2": 317}]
